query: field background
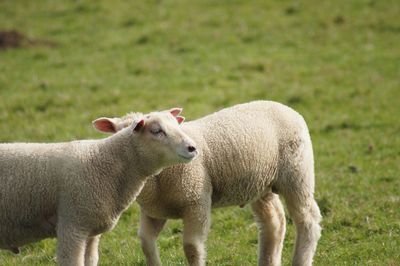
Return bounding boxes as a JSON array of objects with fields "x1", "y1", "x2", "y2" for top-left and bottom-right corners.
[{"x1": 0, "y1": 0, "x2": 399, "y2": 265}]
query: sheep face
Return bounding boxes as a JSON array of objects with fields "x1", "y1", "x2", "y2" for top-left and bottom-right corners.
[
  {"x1": 93, "y1": 108, "x2": 197, "y2": 167},
  {"x1": 135, "y1": 111, "x2": 197, "y2": 165}
]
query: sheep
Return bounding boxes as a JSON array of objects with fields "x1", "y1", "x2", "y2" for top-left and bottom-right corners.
[
  {"x1": 95, "y1": 101, "x2": 322, "y2": 266},
  {"x1": 0, "y1": 108, "x2": 198, "y2": 266}
]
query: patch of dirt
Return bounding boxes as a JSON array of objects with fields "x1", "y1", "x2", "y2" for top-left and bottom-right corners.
[
  {"x1": 0, "y1": 30, "x2": 24, "y2": 49},
  {"x1": 0, "y1": 30, "x2": 56, "y2": 50}
]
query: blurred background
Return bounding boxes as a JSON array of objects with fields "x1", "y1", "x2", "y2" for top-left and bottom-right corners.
[{"x1": 0, "y1": 0, "x2": 399, "y2": 265}]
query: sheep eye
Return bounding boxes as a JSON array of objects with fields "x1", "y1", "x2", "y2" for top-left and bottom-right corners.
[{"x1": 150, "y1": 129, "x2": 165, "y2": 136}]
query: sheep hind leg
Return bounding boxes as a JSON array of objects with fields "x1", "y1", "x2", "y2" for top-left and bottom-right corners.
[
  {"x1": 138, "y1": 212, "x2": 166, "y2": 266},
  {"x1": 84, "y1": 235, "x2": 101, "y2": 266},
  {"x1": 182, "y1": 206, "x2": 211, "y2": 266},
  {"x1": 282, "y1": 189, "x2": 322, "y2": 266},
  {"x1": 251, "y1": 192, "x2": 286, "y2": 266}
]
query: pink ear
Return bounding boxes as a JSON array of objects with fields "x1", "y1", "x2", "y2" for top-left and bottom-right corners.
[
  {"x1": 133, "y1": 119, "x2": 145, "y2": 132},
  {"x1": 170, "y1": 107, "x2": 183, "y2": 117},
  {"x1": 92, "y1": 118, "x2": 116, "y2": 133},
  {"x1": 176, "y1": 116, "x2": 185, "y2": 124}
]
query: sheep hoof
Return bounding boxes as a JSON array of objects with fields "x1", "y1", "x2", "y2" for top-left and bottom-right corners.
[{"x1": 11, "y1": 247, "x2": 20, "y2": 254}]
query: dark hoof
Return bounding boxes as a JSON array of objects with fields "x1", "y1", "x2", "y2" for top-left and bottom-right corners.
[{"x1": 11, "y1": 247, "x2": 20, "y2": 254}]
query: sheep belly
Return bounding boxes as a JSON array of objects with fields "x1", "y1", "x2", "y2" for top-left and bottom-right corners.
[
  {"x1": 0, "y1": 215, "x2": 57, "y2": 251},
  {"x1": 210, "y1": 170, "x2": 277, "y2": 208},
  {"x1": 205, "y1": 130, "x2": 279, "y2": 207}
]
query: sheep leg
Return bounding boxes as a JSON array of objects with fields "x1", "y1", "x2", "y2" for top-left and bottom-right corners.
[
  {"x1": 138, "y1": 213, "x2": 166, "y2": 266},
  {"x1": 251, "y1": 192, "x2": 286, "y2": 266},
  {"x1": 182, "y1": 206, "x2": 211, "y2": 266},
  {"x1": 84, "y1": 235, "x2": 101, "y2": 266},
  {"x1": 282, "y1": 191, "x2": 321, "y2": 266},
  {"x1": 56, "y1": 223, "x2": 88, "y2": 266}
]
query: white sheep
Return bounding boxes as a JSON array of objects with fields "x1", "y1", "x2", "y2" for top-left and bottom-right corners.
[
  {"x1": 0, "y1": 109, "x2": 198, "y2": 266},
  {"x1": 95, "y1": 101, "x2": 322, "y2": 266}
]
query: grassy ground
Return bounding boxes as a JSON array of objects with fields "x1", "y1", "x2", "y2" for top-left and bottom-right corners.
[{"x1": 0, "y1": 0, "x2": 399, "y2": 265}]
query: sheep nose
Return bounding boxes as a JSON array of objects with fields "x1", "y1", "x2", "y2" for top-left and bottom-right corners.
[{"x1": 188, "y1": 145, "x2": 196, "y2": 153}]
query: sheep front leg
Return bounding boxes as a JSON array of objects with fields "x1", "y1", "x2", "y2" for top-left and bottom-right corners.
[
  {"x1": 251, "y1": 193, "x2": 286, "y2": 266},
  {"x1": 56, "y1": 223, "x2": 88, "y2": 266},
  {"x1": 138, "y1": 212, "x2": 167, "y2": 266},
  {"x1": 182, "y1": 206, "x2": 211, "y2": 266},
  {"x1": 85, "y1": 235, "x2": 101, "y2": 266}
]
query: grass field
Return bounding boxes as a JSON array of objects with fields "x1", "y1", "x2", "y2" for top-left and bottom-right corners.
[{"x1": 0, "y1": 0, "x2": 399, "y2": 265}]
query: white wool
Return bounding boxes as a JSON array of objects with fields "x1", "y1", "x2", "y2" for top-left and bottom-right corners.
[
  {"x1": 113, "y1": 101, "x2": 322, "y2": 266},
  {"x1": 0, "y1": 111, "x2": 197, "y2": 266}
]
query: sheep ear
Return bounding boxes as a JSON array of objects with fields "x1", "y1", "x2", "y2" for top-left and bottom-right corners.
[
  {"x1": 169, "y1": 107, "x2": 183, "y2": 117},
  {"x1": 133, "y1": 119, "x2": 145, "y2": 132},
  {"x1": 176, "y1": 116, "x2": 185, "y2": 124},
  {"x1": 92, "y1": 118, "x2": 118, "y2": 133}
]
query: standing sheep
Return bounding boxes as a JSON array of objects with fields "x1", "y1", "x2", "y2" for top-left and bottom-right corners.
[
  {"x1": 0, "y1": 109, "x2": 198, "y2": 266},
  {"x1": 95, "y1": 101, "x2": 322, "y2": 266}
]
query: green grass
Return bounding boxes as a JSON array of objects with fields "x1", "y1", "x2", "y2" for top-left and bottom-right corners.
[{"x1": 0, "y1": 0, "x2": 399, "y2": 265}]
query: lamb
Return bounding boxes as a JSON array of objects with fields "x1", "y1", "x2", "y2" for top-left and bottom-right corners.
[
  {"x1": 95, "y1": 101, "x2": 322, "y2": 266},
  {"x1": 0, "y1": 108, "x2": 198, "y2": 266}
]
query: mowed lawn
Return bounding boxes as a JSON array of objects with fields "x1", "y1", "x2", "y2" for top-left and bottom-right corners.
[{"x1": 0, "y1": 0, "x2": 399, "y2": 265}]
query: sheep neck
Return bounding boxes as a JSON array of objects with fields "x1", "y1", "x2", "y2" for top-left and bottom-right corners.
[{"x1": 94, "y1": 129, "x2": 160, "y2": 214}]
